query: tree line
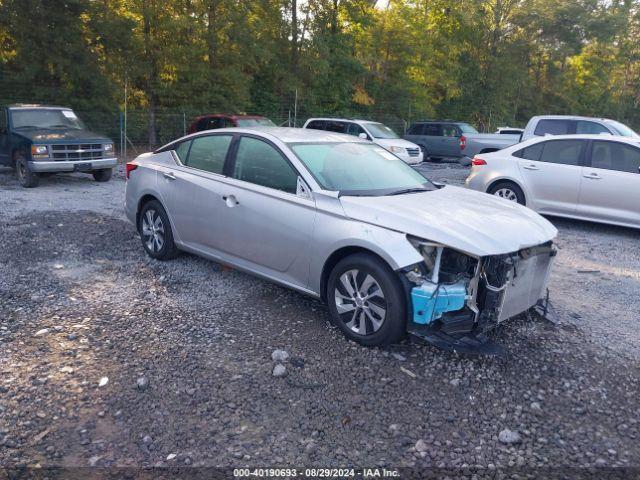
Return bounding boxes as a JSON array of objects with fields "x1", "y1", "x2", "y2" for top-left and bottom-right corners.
[{"x1": 1, "y1": 0, "x2": 639, "y2": 145}]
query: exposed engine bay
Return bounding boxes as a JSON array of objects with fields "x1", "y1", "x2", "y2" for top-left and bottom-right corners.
[{"x1": 403, "y1": 237, "x2": 556, "y2": 355}]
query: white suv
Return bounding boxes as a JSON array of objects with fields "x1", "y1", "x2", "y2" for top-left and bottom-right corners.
[{"x1": 303, "y1": 118, "x2": 424, "y2": 165}]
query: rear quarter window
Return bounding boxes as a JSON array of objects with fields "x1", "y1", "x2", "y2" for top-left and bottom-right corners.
[
  {"x1": 406, "y1": 124, "x2": 423, "y2": 135},
  {"x1": 306, "y1": 120, "x2": 326, "y2": 130}
]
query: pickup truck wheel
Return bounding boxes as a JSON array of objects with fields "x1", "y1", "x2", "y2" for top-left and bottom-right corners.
[
  {"x1": 489, "y1": 181, "x2": 525, "y2": 206},
  {"x1": 327, "y1": 253, "x2": 406, "y2": 347},
  {"x1": 92, "y1": 168, "x2": 113, "y2": 182},
  {"x1": 138, "y1": 200, "x2": 179, "y2": 260},
  {"x1": 15, "y1": 155, "x2": 39, "y2": 188}
]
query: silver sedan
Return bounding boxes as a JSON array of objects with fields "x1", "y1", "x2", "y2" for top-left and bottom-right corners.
[
  {"x1": 465, "y1": 134, "x2": 640, "y2": 229},
  {"x1": 125, "y1": 127, "x2": 557, "y2": 349}
]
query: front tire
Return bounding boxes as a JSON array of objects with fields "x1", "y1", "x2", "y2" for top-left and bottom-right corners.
[
  {"x1": 92, "y1": 168, "x2": 113, "y2": 182},
  {"x1": 488, "y1": 181, "x2": 526, "y2": 205},
  {"x1": 15, "y1": 155, "x2": 39, "y2": 188},
  {"x1": 327, "y1": 253, "x2": 406, "y2": 346},
  {"x1": 138, "y1": 200, "x2": 179, "y2": 260}
]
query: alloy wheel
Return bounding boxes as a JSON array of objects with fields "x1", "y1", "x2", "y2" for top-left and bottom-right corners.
[
  {"x1": 334, "y1": 269, "x2": 387, "y2": 336},
  {"x1": 494, "y1": 188, "x2": 518, "y2": 202},
  {"x1": 141, "y1": 209, "x2": 165, "y2": 253}
]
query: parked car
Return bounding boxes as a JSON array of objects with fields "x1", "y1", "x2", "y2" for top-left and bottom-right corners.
[
  {"x1": 187, "y1": 114, "x2": 276, "y2": 134},
  {"x1": 465, "y1": 134, "x2": 640, "y2": 229},
  {"x1": 520, "y1": 115, "x2": 639, "y2": 142},
  {"x1": 302, "y1": 118, "x2": 423, "y2": 165},
  {"x1": 403, "y1": 120, "x2": 483, "y2": 161},
  {"x1": 125, "y1": 127, "x2": 557, "y2": 352},
  {"x1": 0, "y1": 104, "x2": 117, "y2": 188}
]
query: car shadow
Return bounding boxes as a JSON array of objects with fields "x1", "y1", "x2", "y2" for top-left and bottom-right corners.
[{"x1": 545, "y1": 215, "x2": 639, "y2": 239}]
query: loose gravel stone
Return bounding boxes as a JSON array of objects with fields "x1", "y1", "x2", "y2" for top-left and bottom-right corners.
[
  {"x1": 136, "y1": 377, "x2": 149, "y2": 390},
  {"x1": 499, "y1": 429, "x2": 522, "y2": 444},
  {"x1": 272, "y1": 364, "x2": 287, "y2": 378},
  {"x1": 271, "y1": 349, "x2": 290, "y2": 362}
]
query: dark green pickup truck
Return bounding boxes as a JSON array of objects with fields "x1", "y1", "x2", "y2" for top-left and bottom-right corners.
[{"x1": 0, "y1": 104, "x2": 117, "y2": 187}]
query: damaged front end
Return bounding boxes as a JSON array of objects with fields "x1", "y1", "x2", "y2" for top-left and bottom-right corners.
[{"x1": 403, "y1": 237, "x2": 556, "y2": 355}]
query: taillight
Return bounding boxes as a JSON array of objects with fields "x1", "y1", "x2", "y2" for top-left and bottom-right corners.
[
  {"x1": 125, "y1": 163, "x2": 138, "y2": 179},
  {"x1": 472, "y1": 157, "x2": 487, "y2": 166},
  {"x1": 460, "y1": 135, "x2": 466, "y2": 151}
]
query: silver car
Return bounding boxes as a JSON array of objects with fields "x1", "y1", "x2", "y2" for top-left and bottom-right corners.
[
  {"x1": 125, "y1": 127, "x2": 557, "y2": 350},
  {"x1": 465, "y1": 134, "x2": 640, "y2": 229}
]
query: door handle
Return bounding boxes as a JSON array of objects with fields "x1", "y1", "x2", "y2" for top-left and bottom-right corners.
[
  {"x1": 522, "y1": 164, "x2": 539, "y2": 170},
  {"x1": 163, "y1": 172, "x2": 176, "y2": 180},
  {"x1": 222, "y1": 195, "x2": 239, "y2": 207},
  {"x1": 583, "y1": 173, "x2": 602, "y2": 180}
]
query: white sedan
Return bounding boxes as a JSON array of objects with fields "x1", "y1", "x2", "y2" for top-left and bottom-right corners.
[{"x1": 465, "y1": 134, "x2": 640, "y2": 229}]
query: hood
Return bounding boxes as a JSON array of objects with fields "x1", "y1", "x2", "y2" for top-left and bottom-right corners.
[
  {"x1": 339, "y1": 186, "x2": 557, "y2": 257},
  {"x1": 374, "y1": 138, "x2": 420, "y2": 150},
  {"x1": 15, "y1": 128, "x2": 111, "y2": 144}
]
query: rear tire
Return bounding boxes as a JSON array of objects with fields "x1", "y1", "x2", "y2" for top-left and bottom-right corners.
[
  {"x1": 138, "y1": 200, "x2": 179, "y2": 260},
  {"x1": 92, "y1": 168, "x2": 113, "y2": 182},
  {"x1": 15, "y1": 155, "x2": 39, "y2": 188},
  {"x1": 488, "y1": 181, "x2": 526, "y2": 205},
  {"x1": 327, "y1": 253, "x2": 406, "y2": 346}
]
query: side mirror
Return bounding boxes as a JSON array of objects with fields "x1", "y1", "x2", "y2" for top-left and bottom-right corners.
[{"x1": 358, "y1": 132, "x2": 368, "y2": 140}]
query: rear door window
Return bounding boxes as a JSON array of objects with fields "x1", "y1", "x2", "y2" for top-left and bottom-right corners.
[
  {"x1": 576, "y1": 121, "x2": 611, "y2": 135},
  {"x1": 424, "y1": 124, "x2": 442, "y2": 136},
  {"x1": 538, "y1": 139, "x2": 585, "y2": 166},
  {"x1": 324, "y1": 121, "x2": 347, "y2": 133},
  {"x1": 514, "y1": 142, "x2": 544, "y2": 161},
  {"x1": 591, "y1": 141, "x2": 640, "y2": 174},
  {"x1": 306, "y1": 120, "x2": 326, "y2": 130},
  {"x1": 534, "y1": 119, "x2": 573, "y2": 136},
  {"x1": 407, "y1": 124, "x2": 424, "y2": 135},
  {"x1": 184, "y1": 135, "x2": 233, "y2": 174}
]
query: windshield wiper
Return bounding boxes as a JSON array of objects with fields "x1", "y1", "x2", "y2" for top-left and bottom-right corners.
[
  {"x1": 14, "y1": 125, "x2": 39, "y2": 129},
  {"x1": 387, "y1": 187, "x2": 430, "y2": 196},
  {"x1": 50, "y1": 124, "x2": 79, "y2": 129}
]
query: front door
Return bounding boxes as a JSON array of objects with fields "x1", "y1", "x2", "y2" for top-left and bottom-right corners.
[
  {"x1": 517, "y1": 138, "x2": 586, "y2": 215},
  {"x1": 216, "y1": 135, "x2": 316, "y2": 288},
  {"x1": 577, "y1": 140, "x2": 640, "y2": 227}
]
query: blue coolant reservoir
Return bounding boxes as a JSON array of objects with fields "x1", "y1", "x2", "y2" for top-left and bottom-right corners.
[{"x1": 411, "y1": 282, "x2": 467, "y2": 325}]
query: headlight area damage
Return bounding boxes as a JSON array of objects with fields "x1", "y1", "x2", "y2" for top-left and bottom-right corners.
[{"x1": 402, "y1": 237, "x2": 557, "y2": 355}]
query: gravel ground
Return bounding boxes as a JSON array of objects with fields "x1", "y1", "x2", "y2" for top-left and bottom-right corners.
[{"x1": 1, "y1": 163, "x2": 639, "y2": 472}]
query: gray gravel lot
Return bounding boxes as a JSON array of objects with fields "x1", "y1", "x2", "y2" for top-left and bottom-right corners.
[{"x1": 1, "y1": 163, "x2": 639, "y2": 471}]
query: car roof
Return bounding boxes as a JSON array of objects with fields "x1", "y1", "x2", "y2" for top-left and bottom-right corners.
[
  {"x1": 412, "y1": 120, "x2": 467, "y2": 124},
  {"x1": 530, "y1": 115, "x2": 615, "y2": 122},
  {"x1": 193, "y1": 113, "x2": 269, "y2": 121},
  {"x1": 7, "y1": 104, "x2": 72, "y2": 110},
  {"x1": 305, "y1": 117, "x2": 380, "y2": 125},
  {"x1": 172, "y1": 127, "x2": 371, "y2": 145}
]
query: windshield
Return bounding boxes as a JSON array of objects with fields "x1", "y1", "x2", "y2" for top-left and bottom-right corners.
[
  {"x1": 459, "y1": 123, "x2": 479, "y2": 134},
  {"x1": 605, "y1": 120, "x2": 639, "y2": 138},
  {"x1": 365, "y1": 123, "x2": 399, "y2": 139},
  {"x1": 10, "y1": 108, "x2": 86, "y2": 130},
  {"x1": 236, "y1": 118, "x2": 276, "y2": 127},
  {"x1": 290, "y1": 142, "x2": 434, "y2": 196}
]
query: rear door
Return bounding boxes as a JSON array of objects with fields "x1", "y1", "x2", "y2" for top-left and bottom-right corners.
[
  {"x1": 516, "y1": 139, "x2": 586, "y2": 214},
  {"x1": 158, "y1": 134, "x2": 234, "y2": 251},
  {"x1": 423, "y1": 123, "x2": 444, "y2": 156},
  {"x1": 577, "y1": 140, "x2": 640, "y2": 227}
]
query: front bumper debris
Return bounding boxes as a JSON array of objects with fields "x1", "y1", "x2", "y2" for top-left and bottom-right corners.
[{"x1": 405, "y1": 241, "x2": 556, "y2": 355}]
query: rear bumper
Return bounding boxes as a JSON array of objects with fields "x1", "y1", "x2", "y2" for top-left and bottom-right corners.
[{"x1": 28, "y1": 158, "x2": 118, "y2": 173}]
